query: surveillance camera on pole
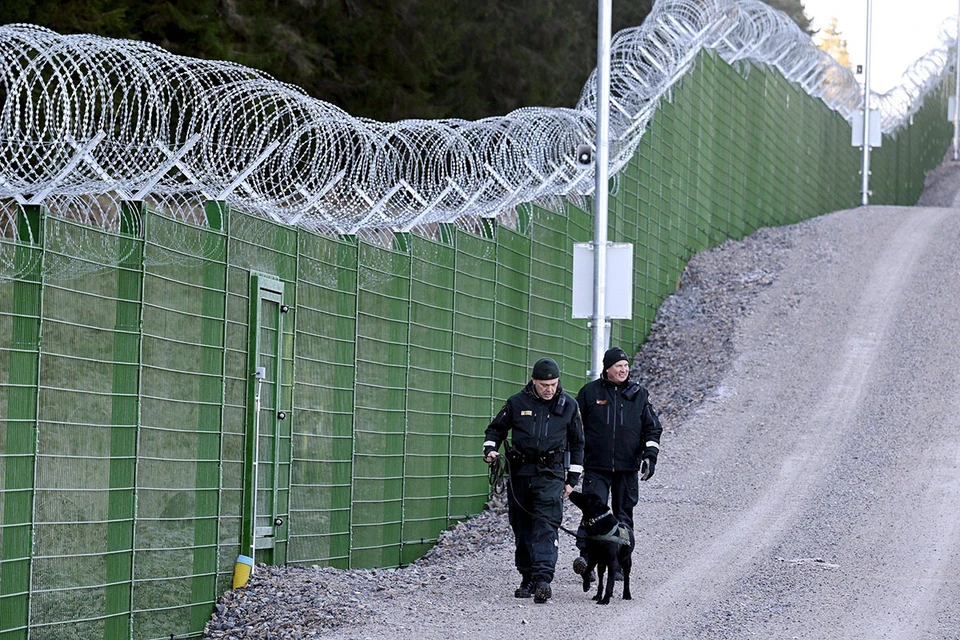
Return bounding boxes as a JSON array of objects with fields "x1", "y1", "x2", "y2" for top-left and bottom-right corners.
[{"x1": 576, "y1": 144, "x2": 593, "y2": 166}]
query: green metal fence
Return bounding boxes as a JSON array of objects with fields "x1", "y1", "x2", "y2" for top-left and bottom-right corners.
[{"x1": 0, "y1": 52, "x2": 952, "y2": 639}]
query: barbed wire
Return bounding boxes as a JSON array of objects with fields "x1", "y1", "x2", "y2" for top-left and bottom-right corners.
[{"x1": 0, "y1": 0, "x2": 954, "y2": 241}]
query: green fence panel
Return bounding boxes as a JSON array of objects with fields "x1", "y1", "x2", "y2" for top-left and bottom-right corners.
[
  {"x1": 288, "y1": 232, "x2": 357, "y2": 568},
  {"x1": 743, "y1": 68, "x2": 766, "y2": 234},
  {"x1": 560, "y1": 203, "x2": 593, "y2": 388},
  {"x1": 26, "y1": 216, "x2": 133, "y2": 640},
  {"x1": 448, "y1": 226, "x2": 497, "y2": 520},
  {"x1": 401, "y1": 234, "x2": 455, "y2": 564},
  {"x1": 492, "y1": 224, "x2": 532, "y2": 403},
  {"x1": 130, "y1": 206, "x2": 227, "y2": 639},
  {"x1": 529, "y1": 204, "x2": 577, "y2": 376},
  {"x1": 352, "y1": 241, "x2": 410, "y2": 568},
  {"x1": 872, "y1": 78, "x2": 952, "y2": 205}
]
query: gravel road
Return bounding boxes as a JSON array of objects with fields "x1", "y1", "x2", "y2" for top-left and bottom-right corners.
[{"x1": 205, "y1": 159, "x2": 960, "y2": 640}]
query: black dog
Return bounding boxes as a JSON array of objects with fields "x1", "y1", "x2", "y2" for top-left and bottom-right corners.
[{"x1": 568, "y1": 490, "x2": 634, "y2": 605}]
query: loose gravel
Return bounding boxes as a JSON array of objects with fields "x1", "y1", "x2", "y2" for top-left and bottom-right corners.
[{"x1": 203, "y1": 157, "x2": 960, "y2": 640}]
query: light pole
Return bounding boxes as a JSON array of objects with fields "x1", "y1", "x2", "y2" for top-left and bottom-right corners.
[
  {"x1": 590, "y1": 0, "x2": 612, "y2": 378},
  {"x1": 860, "y1": 0, "x2": 873, "y2": 205}
]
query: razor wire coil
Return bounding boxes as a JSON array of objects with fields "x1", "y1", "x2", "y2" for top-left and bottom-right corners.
[{"x1": 0, "y1": 0, "x2": 955, "y2": 240}]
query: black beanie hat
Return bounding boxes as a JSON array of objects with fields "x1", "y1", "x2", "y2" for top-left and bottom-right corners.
[
  {"x1": 531, "y1": 357, "x2": 560, "y2": 380},
  {"x1": 603, "y1": 347, "x2": 629, "y2": 371}
]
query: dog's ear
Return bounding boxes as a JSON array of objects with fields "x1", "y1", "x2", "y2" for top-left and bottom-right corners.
[{"x1": 585, "y1": 492, "x2": 606, "y2": 511}]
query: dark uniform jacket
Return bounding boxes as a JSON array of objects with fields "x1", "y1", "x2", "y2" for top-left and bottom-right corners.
[
  {"x1": 576, "y1": 376, "x2": 661, "y2": 473},
  {"x1": 483, "y1": 381, "x2": 585, "y2": 486}
]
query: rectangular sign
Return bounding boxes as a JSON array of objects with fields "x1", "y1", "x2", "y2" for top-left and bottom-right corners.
[
  {"x1": 851, "y1": 108, "x2": 882, "y2": 148},
  {"x1": 572, "y1": 242, "x2": 633, "y2": 319}
]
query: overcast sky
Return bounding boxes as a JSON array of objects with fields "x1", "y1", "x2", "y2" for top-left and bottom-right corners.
[{"x1": 802, "y1": 0, "x2": 958, "y2": 92}]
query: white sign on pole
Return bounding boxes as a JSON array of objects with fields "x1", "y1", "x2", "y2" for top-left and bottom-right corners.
[
  {"x1": 572, "y1": 242, "x2": 633, "y2": 319},
  {"x1": 851, "y1": 108, "x2": 882, "y2": 148}
]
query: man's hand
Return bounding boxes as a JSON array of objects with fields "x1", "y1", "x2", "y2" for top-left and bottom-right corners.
[
  {"x1": 640, "y1": 456, "x2": 656, "y2": 481},
  {"x1": 563, "y1": 483, "x2": 574, "y2": 499},
  {"x1": 484, "y1": 450, "x2": 500, "y2": 465}
]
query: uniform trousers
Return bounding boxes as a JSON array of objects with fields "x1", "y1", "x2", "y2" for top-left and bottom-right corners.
[{"x1": 507, "y1": 466, "x2": 564, "y2": 583}]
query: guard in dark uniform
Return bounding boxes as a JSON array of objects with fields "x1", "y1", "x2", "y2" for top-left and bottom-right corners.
[
  {"x1": 483, "y1": 357, "x2": 584, "y2": 604},
  {"x1": 573, "y1": 346, "x2": 662, "y2": 581}
]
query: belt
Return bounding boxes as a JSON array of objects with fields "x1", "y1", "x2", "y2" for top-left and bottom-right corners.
[{"x1": 513, "y1": 449, "x2": 564, "y2": 466}]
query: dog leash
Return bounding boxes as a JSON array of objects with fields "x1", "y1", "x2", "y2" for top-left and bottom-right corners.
[
  {"x1": 488, "y1": 453, "x2": 621, "y2": 543},
  {"x1": 488, "y1": 453, "x2": 507, "y2": 494}
]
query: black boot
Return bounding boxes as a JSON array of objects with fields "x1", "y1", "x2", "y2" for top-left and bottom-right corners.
[
  {"x1": 573, "y1": 556, "x2": 596, "y2": 587},
  {"x1": 572, "y1": 556, "x2": 588, "y2": 575},
  {"x1": 514, "y1": 575, "x2": 533, "y2": 598},
  {"x1": 533, "y1": 581, "x2": 552, "y2": 604}
]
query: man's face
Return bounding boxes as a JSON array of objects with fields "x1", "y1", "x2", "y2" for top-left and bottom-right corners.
[
  {"x1": 607, "y1": 360, "x2": 630, "y2": 383},
  {"x1": 532, "y1": 378, "x2": 559, "y2": 400}
]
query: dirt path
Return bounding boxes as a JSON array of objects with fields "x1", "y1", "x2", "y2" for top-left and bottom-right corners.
[
  {"x1": 599, "y1": 205, "x2": 960, "y2": 640},
  {"x1": 324, "y1": 205, "x2": 960, "y2": 640}
]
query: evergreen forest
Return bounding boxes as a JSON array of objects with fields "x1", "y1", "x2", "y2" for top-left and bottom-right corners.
[{"x1": 1, "y1": 0, "x2": 813, "y2": 121}]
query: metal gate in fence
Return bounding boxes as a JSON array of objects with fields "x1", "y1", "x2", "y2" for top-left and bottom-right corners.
[{"x1": 243, "y1": 275, "x2": 292, "y2": 567}]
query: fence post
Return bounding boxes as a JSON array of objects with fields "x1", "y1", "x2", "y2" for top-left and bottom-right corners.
[
  {"x1": 190, "y1": 200, "x2": 229, "y2": 629},
  {"x1": 104, "y1": 201, "x2": 146, "y2": 639}
]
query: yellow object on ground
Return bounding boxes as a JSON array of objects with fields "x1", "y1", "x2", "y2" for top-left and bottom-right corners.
[{"x1": 232, "y1": 555, "x2": 254, "y2": 588}]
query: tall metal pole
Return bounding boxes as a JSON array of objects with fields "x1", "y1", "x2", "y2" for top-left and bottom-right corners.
[
  {"x1": 860, "y1": 0, "x2": 873, "y2": 205},
  {"x1": 953, "y1": 0, "x2": 960, "y2": 160},
  {"x1": 590, "y1": 0, "x2": 612, "y2": 378}
]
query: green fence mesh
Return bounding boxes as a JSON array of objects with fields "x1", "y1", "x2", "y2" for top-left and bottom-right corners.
[
  {"x1": 0, "y1": 53, "x2": 953, "y2": 639},
  {"x1": 288, "y1": 235, "x2": 357, "y2": 568}
]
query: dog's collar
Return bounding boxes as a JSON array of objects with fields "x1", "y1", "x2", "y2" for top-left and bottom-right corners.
[{"x1": 582, "y1": 509, "x2": 613, "y2": 527}]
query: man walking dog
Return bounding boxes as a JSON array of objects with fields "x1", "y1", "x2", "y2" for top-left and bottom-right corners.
[
  {"x1": 573, "y1": 346, "x2": 662, "y2": 581},
  {"x1": 483, "y1": 357, "x2": 584, "y2": 604}
]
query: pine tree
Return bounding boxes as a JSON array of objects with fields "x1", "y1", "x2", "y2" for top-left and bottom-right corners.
[
  {"x1": 816, "y1": 17, "x2": 852, "y2": 70},
  {"x1": 1, "y1": 0, "x2": 817, "y2": 121}
]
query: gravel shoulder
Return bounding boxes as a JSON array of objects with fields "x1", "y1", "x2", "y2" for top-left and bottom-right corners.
[{"x1": 205, "y1": 160, "x2": 960, "y2": 640}]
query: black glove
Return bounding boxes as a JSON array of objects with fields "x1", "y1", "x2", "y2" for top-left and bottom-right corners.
[{"x1": 640, "y1": 456, "x2": 656, "y2": 481}]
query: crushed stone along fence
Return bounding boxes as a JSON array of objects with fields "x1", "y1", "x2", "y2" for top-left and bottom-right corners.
[{"x1": 0, "y1": 1, "x2": 956, "y2": 639}]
